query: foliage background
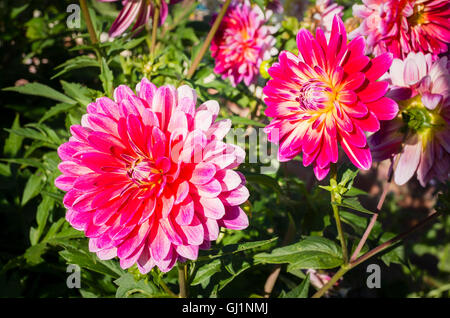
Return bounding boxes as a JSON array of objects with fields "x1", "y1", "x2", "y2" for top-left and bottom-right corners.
[{"x1": 0, "y1": 0, "x2": 449, "y2": 298}]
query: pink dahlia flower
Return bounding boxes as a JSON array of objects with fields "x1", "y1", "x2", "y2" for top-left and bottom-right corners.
[
  {"x1": 98, "y1": 0, "x2": 179, "y2": 38},
  {"x1": 351, "y1": 0, "x2": 450, "y2": 59},
  {"x1": 264, "y1": 16, "x2": 398, "y2": 180},
  {"x1": 55, "y1": 78, "x2": 249, "y2": 273},
  {"x1": 211, "y1": 0, "x2": 275, "y2": 87},
  {"x1": 369, "y1": 52, "x2": 450, "y2": 186}
]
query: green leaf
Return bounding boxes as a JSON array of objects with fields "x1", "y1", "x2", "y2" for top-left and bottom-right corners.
[
  {"x1": 255, "y1": 236, "x2": 343, "y2": 270},
  {"x1": 59, "y1": 243, "x2": 124, "y2": 278},
  {"x1": 114, "y1": 273, "x2": 163, "y2": 298},
  {"x1": 39, "y1": 103, "x2": 76, "y2": 123},
  {"x1": 3, "y1": 114, "x2": 23, "y2": 157},
  {"x1": 99, "y1": 57, "x2": 113, "y2": 97},
  {"x1": 283, "y1": 274, "x2": 310, "y2": 298},
  {"x1": 343, "y1": 187, "x2": 368, "y2": 197},
  {"x1": 340, "y1": 211, "x2": 381, "y2": 240},
  {"x1": 244, "y1": 173, "x2": 283, "y2": 197},
  {"x1": 30, "y1": 195, "x2": 55, "y2": 245},
  {"x1": 191, "y1": 259, "x2": 222, "y2": 286},
  {"x1": 223, "y1": 116, "x2": 266, "y2": 128},
  {"x1": 52, "y1": 56, "x2": 99, "y2": 79},
  {"x1": 3, "y1": 83, "x2": 76, "y2": 104},
  {"x1": 60, "y1": 81, "x2": 92, "y2": 106},
  {"x1": 197, "y1": 237, "x2": 278, "y2": 261},
  {"x1": 24, "y1": 243, "x2": 48, "y2": 265},
  {"x1": 21, "y1": 171, "x2": 44, "y2": 206},
  {"x1": 0, "y1": 158, "x2": 46, "y2": 171},
  {"x1": 336, "y1": 197, "x2": 374, "y2": 215}
]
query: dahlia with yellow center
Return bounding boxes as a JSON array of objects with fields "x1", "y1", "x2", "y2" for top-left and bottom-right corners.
[{"x1": 264, "y1": 16, "x2": 398, "y2": 180}]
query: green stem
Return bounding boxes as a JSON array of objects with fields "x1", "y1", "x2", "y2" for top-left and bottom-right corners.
[
  {"x1": 79, "y1": 0, "x2": 98, "y2": 45},
  {"x1": 311, "y1": 266, "x2": 349, "y2": 298},
  {"x1": 330, "y1": 164, "x2": 348, "y2": 265},
  {"x1": 159, "y1": 279, "x2": 177, "y2": 298},
  {"x1": 178, "y1": 263, "x2": 188, "y2": 298},
  {"x1": 150, "y1": 3, "x2": 160, "y2": 58},
  {"x1": 186, "y1": 0, "x2": 232, "y2": 79}
]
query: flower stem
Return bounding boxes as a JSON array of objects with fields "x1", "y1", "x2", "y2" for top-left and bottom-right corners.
[
  {"x1": 150, "y1": 3, "x2": 160, "y2": 58},
  {"x1": 186, "y1": 0, "x2": 232, "y2": 79},
  {"x1": 330, "y1": 164, "x2": 349, "y2": 264},
  {"x1": 311, "y1": 211, "x2": 440, "y2": 298},
  {"x1": 159, "y1": 279, "x2": 177, "y2": 298},
  {"x1": 79, "y1": 0, "x2": 98, "y2": 45},
  {"x1": 178, "y1": 263, "x2": 188, "y2": 298},
  {"x1": 350, "y1": 154, "x2": 401, "y2": 262},
  {"x1": 311, "y1": 265, "x2": 349, "y2": 298}
]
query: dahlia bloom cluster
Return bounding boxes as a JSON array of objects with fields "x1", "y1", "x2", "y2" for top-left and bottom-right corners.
[
  {"x1": 369, "y1": 53, "x2": 450, "y2": 186},
  {"x1": 351, "y1": 0, "x2": 450, "y2": 58},
  {"x1": 211, "y1": 0, "x2": 275, "y2": 87},
  {"x1": 98, "y1": 0, "x2": 180, "y2": 38},
  {"x1": 263, "y1": 16, "x2": 398, "y2": 180},
  {"x1": 55, "y1": 79, "x2": 249, "y2": 273}
]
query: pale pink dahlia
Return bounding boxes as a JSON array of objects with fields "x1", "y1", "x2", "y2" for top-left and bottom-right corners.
[
  {"x1": 98, "y1": 0, "x2": 180, "y2": 38},
  {"x1": 55, "y1": 78, "x2": 249, "y2": 273},
  {"x1": 304, "y1": 0, "x2": 344, "y2": 38},
  {"x1": 264, "y1": 16, "x2": 398, "y2": 180},
  {"x1": 351, "y1": 0, "x2": 450, "y2": 59},
  {"x1": 210, "y1": 0, "x2": 275, "y2": 87},
  {"x1": 369, "y1": 52, "x2": 450, "y2": 186}
]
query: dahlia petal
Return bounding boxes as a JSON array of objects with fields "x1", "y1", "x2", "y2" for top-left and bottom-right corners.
[
  {"x1": 196, "y1": 178, "x2": 221, "y2": 198},
  {"x1": 220, "y1": 206, "x2": 248, "y2": 230},
  {"x1": 394, "y1": 140, "x2": 422, "y2": 185},
  {"x1": 175, "y1": 197, "x2": 195, "y2": 226},
  {"x1": 176, "y1": 245, "x2": 198, "y2": 260},
  {"x1": 365, "y1": 97, "x2": 399, "y2": 120},
  {"x1": 340, "y1": 137, "x2": 372, "y2": 170},
  {"x1": 199, "y1": 197, "x2": 225, "y2": 219},
  {"x1": 364, "y1": 53, "x2": 393, "y2": 81},
  {"x1": 220, "y1": 185, "x2": 249, "y2": 206},
  {"x1": 358, "y1": 81, "x2": 389, "y2": 103},
  {"x1": 190, "y1": 162, "x2": 216, "y2": 185},
  {"x1": 150, "y1": 224, "x2": 171, "y2": 261}
]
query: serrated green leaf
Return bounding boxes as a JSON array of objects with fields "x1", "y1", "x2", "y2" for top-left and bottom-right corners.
[
  {"x1": 99, "y1": 57, "x2": 113, "y2": 97},
  {"x1": 3, "y1": 83, "x2": 76, "y2": 104},
  {"x1": 191, "y1": 259, "x2": 222, "y2": 286},
  {"x1": 60, "y1": 81, "x2": 92, "y2": 106},
  {"x1": 283, "y1": 274, "x2": 310, "y2": 298},
  {"x1": 52, "y1": 56, "x2": 99, "y2": 79},
  {"x1": 255, "y1": 236, "x2": 343, "y2": 269},
  {"x1": 21, "y1": 172, "x2": 44, "y2": 206},
  {"x1": 3, "y1": 114, "x2": 23, "y2": 157},
  {"x1": 39, "y1": 103, "x2": 76, "y2": 123},
  {"x1": 337, "y1": 197, "x2": 374, "y2": 214},
  {"x1": 114, "y1": 273, "x2": 162, "y2": 298}
]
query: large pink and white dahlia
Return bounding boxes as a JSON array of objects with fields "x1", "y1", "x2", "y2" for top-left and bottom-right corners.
[
  {"x1": 55, "y1": 78, "x2": 249, "y2": 273},
  {"x1": 98, "y1": 0, "x2": 179, "y2": 38},
  {"x1": 351, "y1": 0, "x2": 450, "y2": 58},
  {"x1": 264, "y1": 16, "x2": 398, "y2": 180},
  {"x1": 369, "y1": 52, "x2": 450, "y2": 186},
  {"x1": 211, "y1": 0, "x2": 275, "y2": 87}
]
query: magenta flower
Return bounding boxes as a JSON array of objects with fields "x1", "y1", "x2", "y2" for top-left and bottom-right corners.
[
  {"x1": 55, "y1": 78, "x2": 249, "y2": 273},
  {"x1": 369, "y1": 52, "x2": 450, "y2": 186},
  {"x1": 98, "y1": 0, "x2": 179, "y2": 38},
  {"x1": 263, "y1": 16, "x2": 398, "y2": 180},
  {"x1": 210, "y1": 0, "x2": 275, "y2": 87},
  {"x1": 351, "y1": 0, "x2": 450, "y2": 59}
]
